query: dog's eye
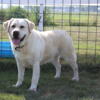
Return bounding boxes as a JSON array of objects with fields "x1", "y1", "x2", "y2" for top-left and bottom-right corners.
[
  {"x1": 20, "y1": 26, "x2": 24, "y2": 29},
  {"x1": 12, "y1": 25, "x2": 16, "y2": 28}
]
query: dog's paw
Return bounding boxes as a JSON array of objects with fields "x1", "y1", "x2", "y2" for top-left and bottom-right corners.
[
  {"x1": 54, "y1": 75, "x2": 60, "y2": 79},
  {"x1": 28, "y1": 87, "x2": 37, "y2": 92},
  {"x1": 12, "y1": 84, "x2": 19, "y2": 88},
  {"x1": 12, "y1": 83, "x2": 22, "y2": 88},
  {"x1": 72, "y1": 77, "x2": 79, "y2": 81}
]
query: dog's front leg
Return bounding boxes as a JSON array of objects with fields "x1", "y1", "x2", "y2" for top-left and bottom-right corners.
[
  {"x1": 13, "y1": 58, "x2": 25, "y2": 87},
  {"x1": 29, "y1": 62, "x2": 40, "y2": 92}
]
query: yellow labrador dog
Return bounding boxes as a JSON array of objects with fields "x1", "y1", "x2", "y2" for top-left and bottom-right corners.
[{"x1": 3, "y1": 18, "x2": 79, "y2": 91}]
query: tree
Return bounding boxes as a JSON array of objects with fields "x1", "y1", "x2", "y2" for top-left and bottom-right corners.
[{"x1": 6, "y1": 7, "x2": 28, "y2": 19}]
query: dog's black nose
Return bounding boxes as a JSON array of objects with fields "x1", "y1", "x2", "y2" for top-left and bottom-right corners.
[{"x1": 13, "y1": 31, "x2": 19, "y2": 39}]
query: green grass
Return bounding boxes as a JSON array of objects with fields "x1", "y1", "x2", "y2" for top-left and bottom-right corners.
[
  {"x1": 47, "y1": 13, "x2": 100, "y2": 26},
  {"x1": 0, "y1": 59, "x2": 100, "y2": 100},
  {"x1": 0, "y1": 93, "x2": 25, "y2": 100}
]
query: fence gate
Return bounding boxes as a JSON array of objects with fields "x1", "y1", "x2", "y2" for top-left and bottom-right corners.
[{"x1": 0, "y1": 0, "x2": 100, "y2": 65}]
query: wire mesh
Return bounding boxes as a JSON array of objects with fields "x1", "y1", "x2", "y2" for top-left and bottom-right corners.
[{"x1": 0, "y1": 0, "x2": 100, "y2": 65}]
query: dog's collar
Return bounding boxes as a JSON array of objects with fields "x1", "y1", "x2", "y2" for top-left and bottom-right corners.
[
  {"x1": 15, "y1": 45, "x2": 25, "y2": 51},
  {"x1": 14, "y1": 35, "x2": 26, "y2": 51}
]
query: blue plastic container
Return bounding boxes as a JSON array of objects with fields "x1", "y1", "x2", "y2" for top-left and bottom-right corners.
[{"x1": 0, "y1": 41, "x2": 14, "y2": 57}]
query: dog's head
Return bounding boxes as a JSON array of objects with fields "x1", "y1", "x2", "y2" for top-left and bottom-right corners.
[{"x1": 3, "y1": 18, "x2": 35, "y2": 45}]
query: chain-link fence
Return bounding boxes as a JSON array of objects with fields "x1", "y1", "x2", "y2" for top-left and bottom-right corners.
[{"x1": 0, "y1": 0, "x2": 100, "y2": 65}]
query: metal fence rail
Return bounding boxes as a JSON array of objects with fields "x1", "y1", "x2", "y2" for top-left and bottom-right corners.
[{"x1": 0, "y1": 0, "x2": 100, "y2": 65}]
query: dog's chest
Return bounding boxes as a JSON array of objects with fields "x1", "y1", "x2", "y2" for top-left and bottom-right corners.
[{"x1": 15, "y1": 51, "x2": 34, "y2": 67}]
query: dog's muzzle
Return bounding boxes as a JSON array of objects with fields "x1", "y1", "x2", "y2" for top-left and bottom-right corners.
[
  {"x1": 13, "y1": 31, "x2": 19, "y2": 39},
  {"x1": 14, "y1": 34, "x2": 26, "y2": 51},
  {"x1": 12, "y1": 34, "x2": 26, "y2": 45}
]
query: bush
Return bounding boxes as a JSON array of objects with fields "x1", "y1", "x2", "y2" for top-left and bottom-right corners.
[
  {"x1": 5, "y1": 7, "x2": 28, "y2": 19},
  {"x1": 0, "y1": 6, "x2": 55, "y2": 26},
  {"x1": 33, "y1": 7, "x2": 55, "y2": 26},
  {"x1": 43, "y1": 8, "x2": 55, "y2": 26},
  {"x1": 0, "y1": 9, "x2": 6, "y2": 21},
  {"x1": 69, "y1": 21, "x2": 97, "y2": 26}
]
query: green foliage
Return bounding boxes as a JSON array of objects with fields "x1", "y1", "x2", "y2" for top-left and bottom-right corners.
[
  {"x1": 0, "y1": 7, "x2": 98, "y2": 27},
  {"x1": 0, "y1": 9, "x2": 6, "y2": 21},
  {"x1": 5, "y1": 7, "x2": 28, "y2": 19},
  {"x1": 0, "y1": 6, "x2": 54, "y2": 26},
  {"x1": 69, "y1": 21, "x2": 97, "y2": 26},
  {"x1": 0, "y1": 7, "x2": 29, "y2": 21},
  {"x1": 31, "y1": 7, "x2": 55, "y2": 26},
  {"x1": 44, "y1": 8, "x2": 55, "y2": 26}
]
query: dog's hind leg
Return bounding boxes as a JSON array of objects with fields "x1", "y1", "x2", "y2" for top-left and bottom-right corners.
[
  {"x1": 63, "y1": 51, "x2": 79, "y2": 81},
  {"x1": 52, "y1": 57, "x2": 61, "y2": 78},
  {"x1": 69, "y1": 60, "x2": 79, "y2": 81},
  {"x1": 66, "y1": 56, "x2": 79, "y2": 81}
]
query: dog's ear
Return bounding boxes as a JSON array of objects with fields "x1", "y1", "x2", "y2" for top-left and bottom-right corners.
[
  {"x1": 3, "y1": 18, "x2": 14, "y2": 33},
  {"x1": 25, "y1": 19, "x2": 35, "y2": 33}
]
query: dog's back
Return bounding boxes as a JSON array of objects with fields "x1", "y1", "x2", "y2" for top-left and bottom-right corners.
[{"x1": 39, "y1": 30, "x2": 76, "y2": 64}]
